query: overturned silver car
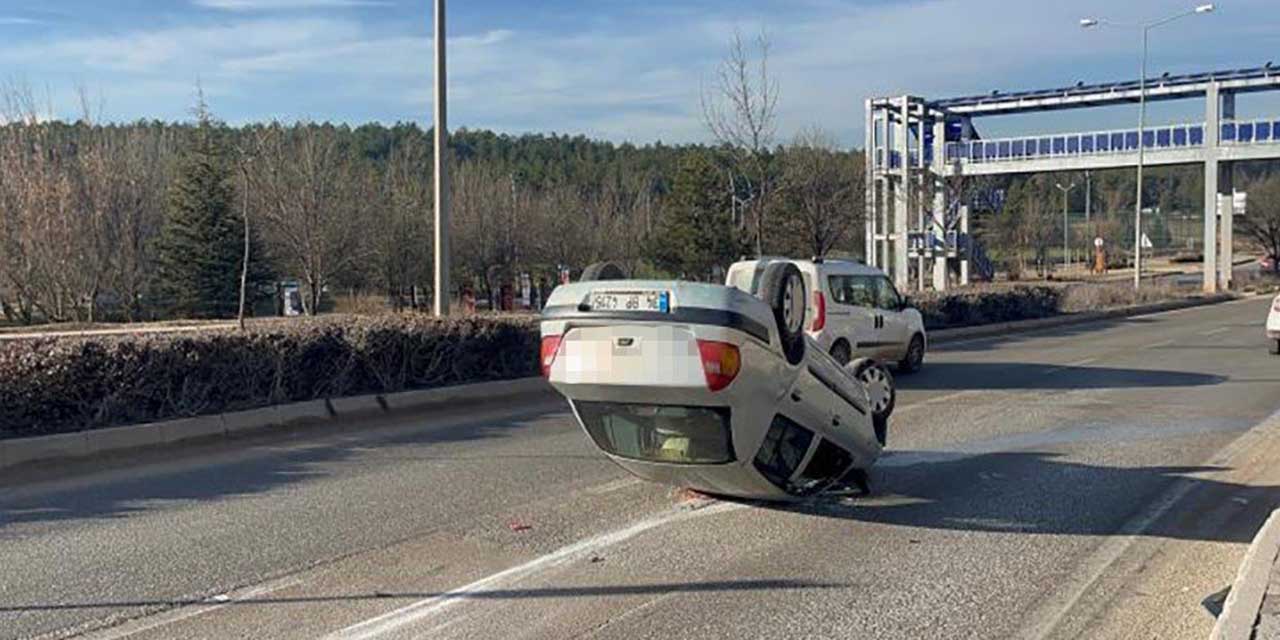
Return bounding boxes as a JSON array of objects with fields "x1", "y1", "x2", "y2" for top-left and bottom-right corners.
[{"x1": 539, "y1": 262, "x2": 894, "y2": 501}]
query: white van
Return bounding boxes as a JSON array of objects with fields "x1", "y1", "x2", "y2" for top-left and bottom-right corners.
[{"x1": 726, "y1": 258, "x2": 927, "y2": 372}]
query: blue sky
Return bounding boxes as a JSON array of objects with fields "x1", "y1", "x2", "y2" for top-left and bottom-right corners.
[{"x1": 1, "y1": 0, "x2": 1277, "y2": 146}]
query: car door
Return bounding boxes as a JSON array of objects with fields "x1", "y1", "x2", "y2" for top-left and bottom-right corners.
[
  {"x1": 872, "y1": 276, "x2": 909, "y2": 361},
  {"x1": 824, "y1": 274, "x2": 878, "y2": 356}
]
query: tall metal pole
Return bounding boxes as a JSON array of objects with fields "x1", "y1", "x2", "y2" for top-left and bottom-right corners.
[
  {"x1": 1056, "y1": 182, "x2": 1076, "y2": 268},
  {"x1": 1084, "y1": 170, "x2": 1092, "y2": 224},
  {"x1": 432, "y1": 0, "x2": 450, "y2": 316},
  {"x1": 1133, "y1": 27, "x2": 1148, "y2": 290}
]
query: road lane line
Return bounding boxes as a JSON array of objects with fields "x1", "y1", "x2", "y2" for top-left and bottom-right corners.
[
  {"x1": 1201, "y1": 326, "x2": 1231, "y2": 336},
  {"x1": 1143, "y1": 339, "x2": 1175, "y2": 349},
  {"x1": 325, "y1": 501, "x2": 741, "y2": 640},
  {"x1": 584, "y1": 477, "x2": 641, "y2": 495}
]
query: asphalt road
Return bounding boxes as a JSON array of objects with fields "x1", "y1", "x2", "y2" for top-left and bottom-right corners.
[{"x1": 4, "y1": 296, "x2": 1280, "y2": 640}]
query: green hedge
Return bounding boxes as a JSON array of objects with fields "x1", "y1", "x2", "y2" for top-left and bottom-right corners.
[{"x1": 0, "y1": 315, "x2": 538, "y2": 439}]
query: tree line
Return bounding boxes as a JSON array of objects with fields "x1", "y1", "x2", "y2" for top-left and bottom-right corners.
[{"x1": 0, "y1": 90, "x2": 864, "y2": 324}]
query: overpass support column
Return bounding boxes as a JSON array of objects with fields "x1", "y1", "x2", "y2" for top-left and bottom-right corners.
[
  {"x1": 894, "y1": 97, "x2": 910, "y2": 290},
  {"x1": 1219, "y1": 92, "x2": 1235, "y2": 290},
  {"x1": 864, "y1": 99, "x2": 875, "y2": 266},
  {"x1": 931, "y1": 119, "x2": 948, "y2": 292},
  {"x1": 959, "y1": 204, "x2": 970, "y2": 286},
  {"x1": 1203, "y1": 83, "x2": 1219, "y2": 294}
]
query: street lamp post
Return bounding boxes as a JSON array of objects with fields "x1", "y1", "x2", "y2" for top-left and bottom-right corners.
[
  {"x1": 1055, "y1": 182, "x2": 1076, "y2": 268},
  {"x1": 432, "y1": 0, "x2": 450, "y2": 316},
  {"x1": 1081, "y1": 4, "x2": 1214, "y2": 290}
]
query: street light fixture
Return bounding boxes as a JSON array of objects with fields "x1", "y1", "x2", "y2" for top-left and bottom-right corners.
[
  {"x1": 1080, "y1": 3, "x2": 1214, "y2": 290},
  {"x1": 1055, "y1": 182, "x2": 1076, "y2": 268}
]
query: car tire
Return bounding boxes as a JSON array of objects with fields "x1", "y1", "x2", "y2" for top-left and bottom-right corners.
[
  {"x1": 759, "y1": 262, "x2": 807, "y2": 365},
  {"x1": 580, "y1": 261, "x2": 627, "y2": 281},
  {"x1": 847, "y1": 359, "x2": 894, "y2": 446},
  {"x1": 1271, "y1": 339, "x2": 1280, "y2": 355},
  {"x1": 830, "y1": 340, "x2": 852, "y2": 366},
  {"x1": 898, "y1": 333, "x2": 925, "y2": 374}
]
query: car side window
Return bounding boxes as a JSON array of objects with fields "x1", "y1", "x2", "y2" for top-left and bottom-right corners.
[
  {"x1": 874, "y1": 277, "x2": 901, "y2": 312},
  {"x1": 827, "y1": 275, "x2": 874, "y2": 307}
]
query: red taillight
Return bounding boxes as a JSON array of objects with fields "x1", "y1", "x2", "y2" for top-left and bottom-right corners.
[
  {"x1": 811, "y1": 291, "x2": 826, "y2": 332},
  {"x1": 696, "y1": 340, "x2": 741, "y2": 392},
  {"x1": 540, "y1": 335, "x2": 563, "y2": 377}
]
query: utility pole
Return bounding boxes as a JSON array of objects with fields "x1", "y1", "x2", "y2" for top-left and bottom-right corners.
[
  {"x1": 1056, "y1": 182, "x2": 1076, "y2": 268},
  {"x1": 1084, "y1": 170, "x2": 1092, "y2": 225},
  {"x1": 238, "y1": 153, "x2": 254, "y2": 331},
  {"x1": 432, "y1": 0, "x2": 450, "y2": 316},
  {"x1": 1081, "y1": 4, "x2": 1215, "y2": 289}
]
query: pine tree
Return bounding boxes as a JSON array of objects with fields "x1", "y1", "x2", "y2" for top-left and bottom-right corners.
[
  {"x1": 152, "y1": 102, "x2": 265, "y2": 318},
  {"x1": 648, "y1": 152, "x2": 739, "y2": 280}
]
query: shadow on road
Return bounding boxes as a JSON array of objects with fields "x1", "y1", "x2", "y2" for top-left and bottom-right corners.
[
  {"x1": 897, "y1": 362, "x2": 1224, "y2": 391},
  {"x1": 0, "y1": 579, "x2": 840, "y2": 613},
  {"x1": 0, "y1": 402, "x2": 579, "y2": 532},
  {"x1": 770, "y1": 450, "x2": 1277, "y2": 545}
]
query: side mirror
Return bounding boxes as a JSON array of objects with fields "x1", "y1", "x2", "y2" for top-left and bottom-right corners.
[{"x1": 899, "y1": 297, "x2": 913, "y2": 311}]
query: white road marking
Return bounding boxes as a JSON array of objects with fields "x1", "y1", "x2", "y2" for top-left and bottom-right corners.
[
  {"x1": 325, "y1": 501, "x2": 741, "y2": 640},
  {"x1": 1143, "y1": 339, "x2": 1175, "y2": 349},
  {"x1": 1201, "y1": 326, "x2": 1231, "y2": 336},
  {"x1": 87, "y1": 578, "x2": 303, "y2": 640},
  {"x1": 584, "y1": 477, "x2": 641, "y2": 495}
]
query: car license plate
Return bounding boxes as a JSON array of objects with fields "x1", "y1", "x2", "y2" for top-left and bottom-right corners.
[{"x1": 590, "y1": 290, "x2": 670, "y2": 313}]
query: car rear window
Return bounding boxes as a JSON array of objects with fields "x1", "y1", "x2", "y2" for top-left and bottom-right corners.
[{"x1": 574, "y1": 402, "x2": 734, "y2": 464}]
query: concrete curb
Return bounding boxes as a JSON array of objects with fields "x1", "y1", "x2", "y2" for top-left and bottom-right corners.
[
  {"x1": 1212, "y1": 509, "x2": 1280, "y2": 640},
  {"x1": 0, "y1": 377, "x2": 551, "y2": 472},
  {"x1": 928, "y1": 294, "x2": 1236, "y2": 345}
]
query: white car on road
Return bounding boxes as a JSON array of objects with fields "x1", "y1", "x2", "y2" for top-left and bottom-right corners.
[
  {"x1": 1268, "y1": 293, "x2": 1280, "y2": 355},
  {"x1": 726, "y1": 258, "x2": 927, "y2": 371},
  {"x1": 540, "y1": 262, "x2": 894, "y2": 501}
]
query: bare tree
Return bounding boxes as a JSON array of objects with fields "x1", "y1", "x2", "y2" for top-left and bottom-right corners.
[
  {"x1": 255, "y1": 123, "x2": 366, "y2": 315},
  {"x1": 773, "y1": 128, "x2": 863, "y2": 259},
  {"x1": 701, "y1": 28, "x2": 779, "y2": 256},
  {"x1": 1240, "y1": 175, "x2": 1280, "y2": 270}
]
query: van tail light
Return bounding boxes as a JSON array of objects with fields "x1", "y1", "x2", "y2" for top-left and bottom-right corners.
[
  {"x1": 811, "y1": 291, "x2": 826, "y2": 332},
  {"x1": 696, "y1": 340, "x2": 741, "y2": 392},
  {"x1": 540, "y1": 335, "x2": 563, "y2": 377}
]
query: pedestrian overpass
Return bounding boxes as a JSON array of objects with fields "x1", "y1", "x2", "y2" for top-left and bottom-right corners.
[{"x1": 865, "y1": 65, "x2": 1280, "y2": 293}]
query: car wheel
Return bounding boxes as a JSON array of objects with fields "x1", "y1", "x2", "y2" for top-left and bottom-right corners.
[
  {"x1": 847, "y1": 359, "x2": 894, "y2": 446},
  {"x1": 898, "y1": 334, "x2": 925, "y2": 374},
  {"x1": 580, "y1": 261, "x2": 627, "y2": 281},
  {"x1": 1271, "y1": 339, "x2": 1280, "y2": 355},
  {"x1": 830, "y1": 340, "x2": 852, "y2": 366},
  {"x1": 759, "y1": 262, "x2": 807, "y2": 365}
]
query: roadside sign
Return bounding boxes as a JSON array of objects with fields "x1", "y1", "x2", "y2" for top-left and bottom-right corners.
[
  {"x1": 1234, "y1": 191, "x2": 1247, "y2": 217},
  {"x1": 1094, "y1": 237, "x2": 1104, "y2": 248},
  {"x1": 1141, "y1": 233, "x2": 1153, "y2": 249}
]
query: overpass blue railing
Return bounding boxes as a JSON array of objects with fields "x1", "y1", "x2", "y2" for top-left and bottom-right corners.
[{"x1": 875, "y1": 118, "x2": 1280, "y2": 169}]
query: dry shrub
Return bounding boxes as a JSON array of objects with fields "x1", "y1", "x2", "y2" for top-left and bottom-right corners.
[{"x1": 0, "y1": 315, "x2": 537, "y2": 438}]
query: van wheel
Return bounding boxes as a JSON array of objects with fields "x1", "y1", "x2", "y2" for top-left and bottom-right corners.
[
  {"x1": 830, "y1": 340, "x2": 852, "y2": 366},
  {"x1": 580, "y1": 261, "x2": 627, "y2": 281},
  {"x1": 847, "y1": 359, "x2": 894, "y2": 446},
  {"x1": 898, "y1": 334, "x2": 925, "y2": 374},
  {"x1": 759, "y1": 262, "x2": 807, "y2": 365}
]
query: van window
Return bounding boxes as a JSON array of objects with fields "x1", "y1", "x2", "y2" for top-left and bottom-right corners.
[
  {"x1": 873, "y1": 277, "x2": 902, "y2": 312},
  {"x1": 827, "y1": 275, "x2": 876, "y2": 307}
]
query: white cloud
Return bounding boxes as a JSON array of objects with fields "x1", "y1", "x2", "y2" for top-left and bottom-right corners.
[
  {"x1": 0, "y1": 17, "x2": 40, "y2": 25},
  {"x1": 193, "y1": 0, "x2": 389, "y2": 10}
]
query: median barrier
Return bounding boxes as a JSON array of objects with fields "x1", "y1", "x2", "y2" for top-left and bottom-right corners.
[{"x1": 0, "y1": 377, "x2": 552, "y2": 472}]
